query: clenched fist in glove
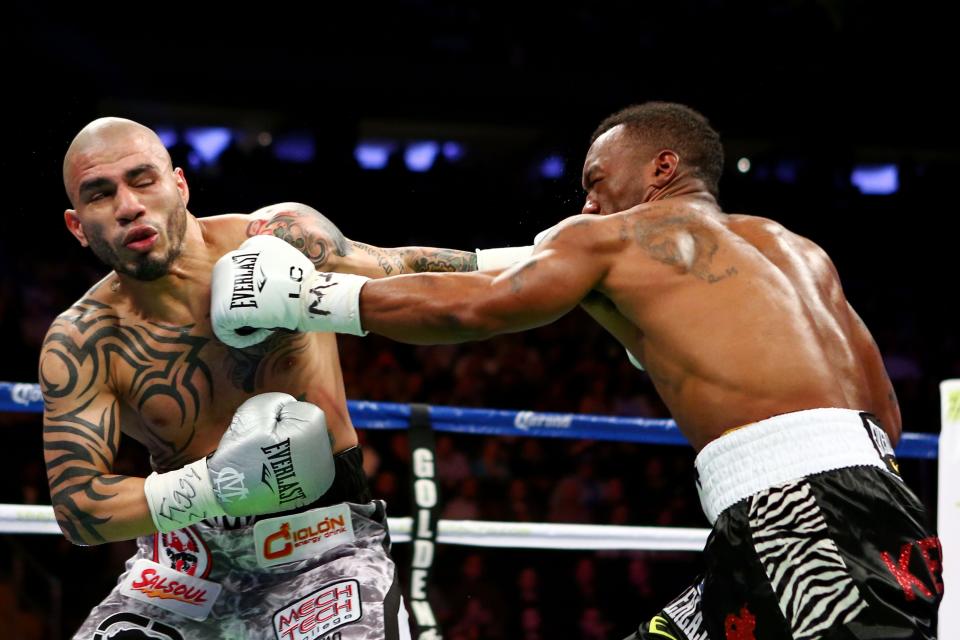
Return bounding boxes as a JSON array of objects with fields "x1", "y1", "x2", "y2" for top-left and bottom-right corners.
[{"x1": 210, "y1": 235, "x2": 369, "y2": 348}]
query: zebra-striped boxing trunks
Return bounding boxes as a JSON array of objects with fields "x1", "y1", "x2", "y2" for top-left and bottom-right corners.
[{"x1": 626, "y1": 408, "x2": 943, "y2": 640}]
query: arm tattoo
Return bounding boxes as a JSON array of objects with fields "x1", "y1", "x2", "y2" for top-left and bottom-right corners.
[
  {"x1": 44, "y1": 395, "x2": 124, "y2": 544},
  {"x1": 401, "y1": 248, "x2": 478, "y2": 272},
  {"x1": 633, "y1": 215, "x2": 737, "y2": 283},
  {"x1": 350, "y1": 241, "x2": 406, "y2": 275},
  {"x1": 248, "y1": 209, "x2": 350, "y2": 269}
]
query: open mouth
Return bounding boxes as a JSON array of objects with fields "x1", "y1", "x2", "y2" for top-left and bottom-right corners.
[{"x1": 124, "y1": 226, "x2": 159, "y2": 252}]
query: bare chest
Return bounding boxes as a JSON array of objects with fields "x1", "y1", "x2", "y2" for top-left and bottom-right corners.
[{"x1": 108, "y1": 321, "x2": 326, "y2": 469}]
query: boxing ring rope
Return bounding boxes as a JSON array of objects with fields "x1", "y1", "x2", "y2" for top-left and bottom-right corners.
[{"x1": 0, "y1": 380, "x2": 941, "y2": 545}]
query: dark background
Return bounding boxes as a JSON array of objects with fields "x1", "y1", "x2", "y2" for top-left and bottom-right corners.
[{"x1": 0, "y1": 1, "x2": 956, "y2": 638}]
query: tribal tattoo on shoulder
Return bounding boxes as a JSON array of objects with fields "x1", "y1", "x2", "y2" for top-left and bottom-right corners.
[
  {"x1": 633, "y1": 215, "x2": 738, "y2": 283},
  {"x1": 41, "y1": 299, "x2": 214, "y2": 543}
]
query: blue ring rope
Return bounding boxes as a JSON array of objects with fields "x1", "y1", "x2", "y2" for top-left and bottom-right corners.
[{"x1": 1, "y1": 381, "x2": 938, "y2": 459}]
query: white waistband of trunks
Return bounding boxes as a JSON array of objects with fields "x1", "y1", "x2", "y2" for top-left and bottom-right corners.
[{"x1": 694, "y1": 408, "x2": 890, "y2": 525}]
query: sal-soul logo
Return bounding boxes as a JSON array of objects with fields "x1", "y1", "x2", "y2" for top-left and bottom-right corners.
[
  {"x1": 120, "y1": 559, "x2": 222, "y2": 622},
  {"x1": 229, "y1": 252, "x2": 260, "y2": 309},
  {"x1": 273, "y1": 579, "x2": 362, "y2": 640},
  {"x1": 261, "y1": 438, "x2": 306, "y2": 505},
  {"x1": 131, "y1": 568, "x2": 209, "y2": 604}
]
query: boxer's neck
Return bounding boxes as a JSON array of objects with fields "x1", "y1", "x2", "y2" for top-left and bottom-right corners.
[{"x1": 116, "y1": 213, "x2": 216, "y2": 323}]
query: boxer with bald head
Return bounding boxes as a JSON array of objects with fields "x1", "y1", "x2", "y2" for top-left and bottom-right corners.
[
  {"x1": 224, "y1": 103, "x2": 943, "y2": 639},
  {"x1": 45, "y1": 117, "x2": 479, "y2": 638}
]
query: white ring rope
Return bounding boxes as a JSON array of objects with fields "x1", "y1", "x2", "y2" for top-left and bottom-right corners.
[{"x1": 0, "y1": 503, "x2": 709, "y2": 552}]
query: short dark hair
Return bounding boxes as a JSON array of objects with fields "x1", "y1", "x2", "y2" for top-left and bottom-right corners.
[{"x1": 591, "y1": 102, "x2": 724, "y2": 197}]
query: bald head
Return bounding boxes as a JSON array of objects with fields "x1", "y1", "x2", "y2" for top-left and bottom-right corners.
[{"x1": 63, "y1": 117, "x2": 173, "y2": 206}]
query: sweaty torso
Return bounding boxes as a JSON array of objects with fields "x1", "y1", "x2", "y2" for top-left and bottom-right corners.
[
  {"x1": 43, "y1": 216, "x2": 355, "y2": 472},
  {"x1": 580, "y1": 198, "x2": 899, "y2": 450}
]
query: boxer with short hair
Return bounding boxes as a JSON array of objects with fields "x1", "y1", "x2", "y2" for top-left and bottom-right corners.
[
  {"x1": 44, "y1": 117, "x2": 480, "y2": 638},
  {"x1": 219, "y1": 103, "x2": 943, "y2": 639}
]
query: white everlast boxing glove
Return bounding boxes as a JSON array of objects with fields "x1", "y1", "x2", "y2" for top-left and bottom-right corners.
[
  {"x1": 210, "y1": 235, "x2": 369, "y2": 348},
  {"x1": 143, "y1": 392, "x2": 335, "y2": 533}
]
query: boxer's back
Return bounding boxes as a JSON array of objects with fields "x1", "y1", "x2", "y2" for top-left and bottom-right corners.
[{"x1": 599, "y1": 198, "x2": 899, "y2": 449}]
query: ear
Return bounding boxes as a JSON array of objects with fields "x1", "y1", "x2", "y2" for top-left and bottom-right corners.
[
  {"x1": 64, "y1": 209, "x2": 89, "y2": 247},
  {"x1": 173, "y1": 167, "x2": 190, "y2": 207},
  {"x1": 650, "y1": 149, "x2": 680, "y2": 187}
]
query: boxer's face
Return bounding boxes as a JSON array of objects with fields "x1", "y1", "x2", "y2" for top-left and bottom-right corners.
[
  {"x1": 581, "y1": 125, "x2": 653, "y2": 215},
  {"x1": 64, "y1": 133, "x2": 189, "y2": 281}
]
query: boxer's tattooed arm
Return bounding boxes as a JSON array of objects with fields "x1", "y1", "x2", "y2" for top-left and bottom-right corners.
[
  {"x1": 247, "y1": 202, "x2": 478, "y2": 275},
  {"x1": 633, "y1": 215, "x2": 737, "y2": 283},
  {"x1": 247, "y1": 206, "x2": 350, "y2": 269},
  {"x1": 40, "y1": 301, "x2": 214, "y2": 543},
  {"x1": 348, "y1": 243, "x2": 479, "y2": 275},
  {"x1": 399, "y1": 247, "x2": 478, "y2": 273}
]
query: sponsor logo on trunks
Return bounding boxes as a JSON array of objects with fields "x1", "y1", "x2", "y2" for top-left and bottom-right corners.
[
  {"x1": 662, "y1": 581, "x2": 709, "y2": 640},
  {"x1": 724, "y1": 605, "x2": 756, "y2": 640},
  {"x1": 860, "y1": 412, "x2": 900, "y2": 475},
  {"x1": 93, "y1": 611, "x2": 184, "y2": 640},
  {"x1": 10, "y1": 383, "x2": 41, "y2": 406},
  {"x1": 120, "y1": 559, "x2": 222, "y2": 622},
  {"x1": 880, "y1": 535, "x2": 943, "y2": 601},
  {"x1": 213, "y1": 466, "x2": 249, "y2": 503},
  {"x1": 153, "y1": 526, "x2": 211, "y2": 578},
  {"x1": 229, "y1": 252, "x2": 260, "y2": 309},
  {"x1": 273, "y1": 579, "x2": 362, "y2": 640},
  {"x1": 254, "y1": 503, "x2": 355, "y2": 568},
  {"x1": 261, "y1": 438, "x2": 307, "y2": 505},
  {"x1": 513, "y1": 411, "x2": 573, "y2": 431}
]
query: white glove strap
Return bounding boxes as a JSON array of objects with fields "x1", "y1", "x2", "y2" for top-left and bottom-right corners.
[
  {"x1": 299, "y1": 271, "x2": 370, "y2": 336},
  {"x1": 475, "y1": 245, "x2": 534, "y2": 271},
  {"x1": 144, "y1": 458, "x2": 225, "y2": 533}
]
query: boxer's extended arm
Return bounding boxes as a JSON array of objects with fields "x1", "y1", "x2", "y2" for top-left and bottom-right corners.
[
  {"x1": 359, "y1": 216, "x2": 610, "y2": 344},
  {"x1": 40, "y1": 321, "x2": 154, "y2": 545},
  {"x1": 246, "y1": 202, "x2": 478, "y2": 277}
]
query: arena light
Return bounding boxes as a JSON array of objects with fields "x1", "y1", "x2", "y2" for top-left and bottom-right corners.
[
  {"x1": 851, "y1": 164, "x2": 899, "y2": 195},
  {"x1": 273, "y1": 133, "x2": 315, "y2": 163},
  {"x1": 540, "y1": 154, "x2": 565, "y2": 179},
  {"x1": 737, "y1": 157, "x2": 751, "y2": 173},
  {"x1": 355, "y1": 140, "x2": 396, "y2": 170},
  {"x1": 404, "y1": 141, "x2": 440, "y2": 172},
  {"x1": 184, "y1": 127, "x2": 232, "y2": 165},
  {"x1": 442, "y1": 141, "x2": 464, "y2": 162}
]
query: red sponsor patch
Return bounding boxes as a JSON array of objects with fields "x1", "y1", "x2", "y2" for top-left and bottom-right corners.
[
  {"x1": 121, "y1": 559, "x2": 222, "y2": 621},
  {"x1": 725, "y1": 605, "x2": 756, "y2": 640},
  {"x1": 153, "y1": 525, "x2": 212, "y2": 578},
  {"x1": 881, "y1": 535, "x2": 943, "y2": 601}
]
